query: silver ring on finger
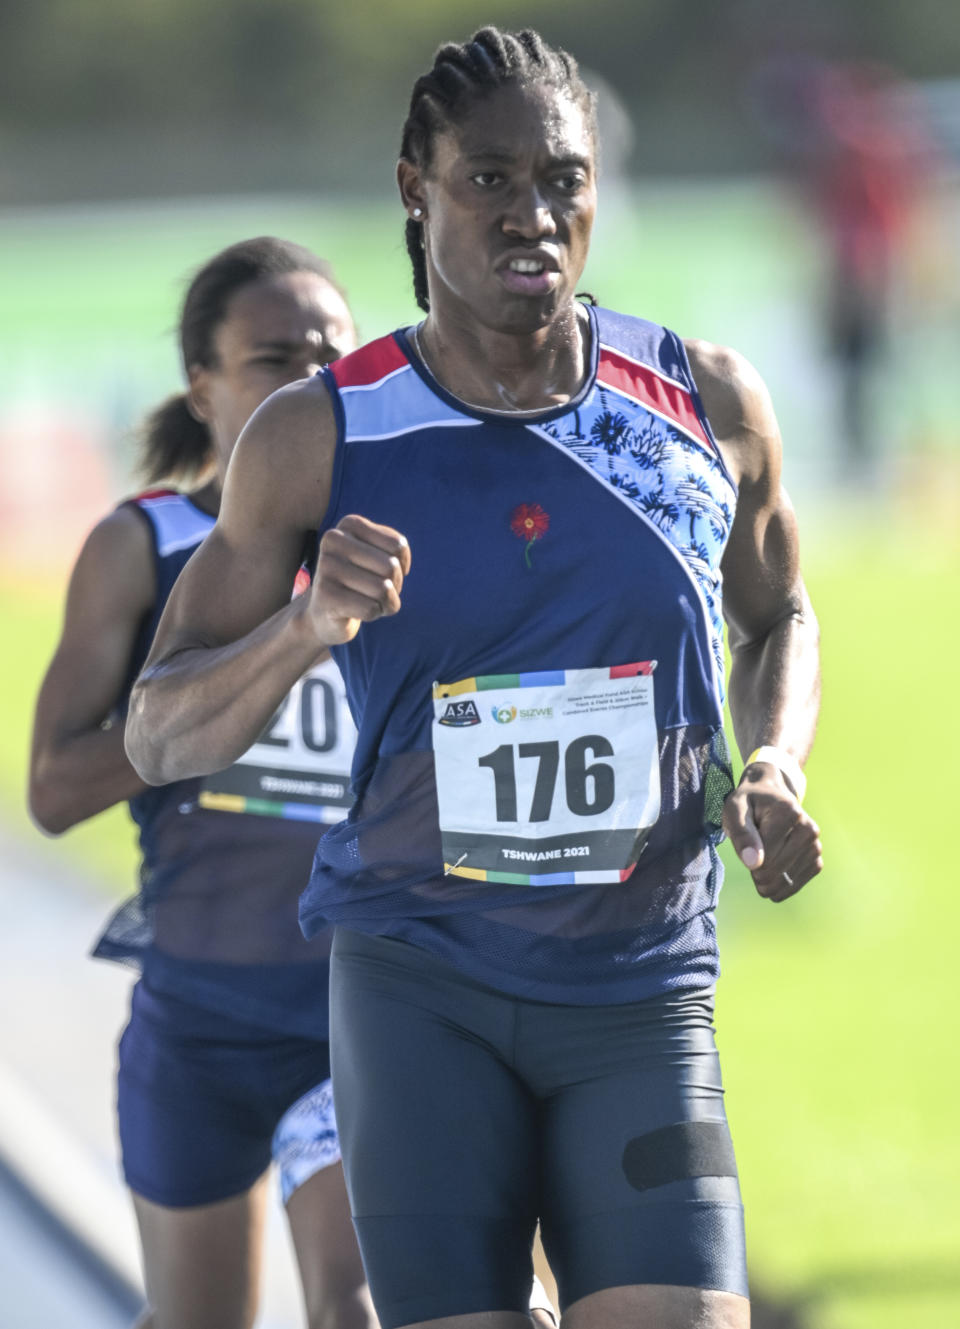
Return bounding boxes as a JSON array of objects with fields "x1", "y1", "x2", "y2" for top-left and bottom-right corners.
[{"x1": 781, "y1": 870, "x2": 794, "y2": 887}]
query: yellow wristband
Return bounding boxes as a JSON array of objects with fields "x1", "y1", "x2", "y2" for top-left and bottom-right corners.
[{"x1": 745, "y1": 746, "x2": 806, "y2": 803}]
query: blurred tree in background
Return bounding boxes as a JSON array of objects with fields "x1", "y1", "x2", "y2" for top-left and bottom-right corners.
[{"x1": 2, "y1": 0, "x2": 959, "y2": 203}]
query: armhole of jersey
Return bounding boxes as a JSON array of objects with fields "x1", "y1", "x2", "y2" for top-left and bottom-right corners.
[
  {"x1": 113, "y1": 499, "x2": 163, "y2": 715},
  {"x1": 317, "y1": 365, "x2": 347, "y2": 540},
  {"x1": 668, "y1": 330, "x2": 739, "y2": 496}
]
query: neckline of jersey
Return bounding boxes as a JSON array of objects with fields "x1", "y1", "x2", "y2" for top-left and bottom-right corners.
[{"x1": 394, "y1": 302, "x2": 601, "y2": 428}]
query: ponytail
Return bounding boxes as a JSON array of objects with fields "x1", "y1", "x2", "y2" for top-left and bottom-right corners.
[
  {"x1": 137, "y1": 237, "x2": 344, "y2": 486},
  {"x1": 138, "y1": 392, "x2": 214, "y2": 486}
]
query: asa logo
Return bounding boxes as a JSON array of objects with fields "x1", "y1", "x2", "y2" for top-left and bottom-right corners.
[
  {"x1": 439, "y1": 700, "x2": 481, "y2": 727},
  {"x1": 492, "y1": 705, "x2": 517, "y2": 725}
]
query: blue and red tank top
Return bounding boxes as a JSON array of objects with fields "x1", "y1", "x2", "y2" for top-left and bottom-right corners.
[
  {"x1": 93, "y1": 490, "x2": 356, "y2": 1037},
  {"x1": 301, "y1": 306, "x2": 738, "y2": 1004}
]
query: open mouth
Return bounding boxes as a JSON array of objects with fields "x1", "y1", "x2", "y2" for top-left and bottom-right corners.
[{"x1": 500, "y1": 257, "x2": 559, "y2": 295}]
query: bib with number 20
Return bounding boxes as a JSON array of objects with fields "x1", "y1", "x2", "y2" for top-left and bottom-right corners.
[
  {"x1": 198, "y1": 658, "x2": 355, "y2": 824},
  {"x1": 432, "y1": 662, "x2": 660, "y2": 886}
]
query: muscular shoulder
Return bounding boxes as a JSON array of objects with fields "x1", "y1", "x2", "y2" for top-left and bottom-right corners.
[
  {"x1": 684, "y1": 338, "x2": 780, "y2": 491},
  {"x1": 222, "y1": 373, "x2": 338, "y2": 534},
  {"x1": 72, "y1": 505, "x2": 157, "y2": 620}
]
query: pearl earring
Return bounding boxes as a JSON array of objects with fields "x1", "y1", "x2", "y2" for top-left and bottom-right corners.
[{"x1": 412, "y1": 208, "x2": 423, "y2": 219}]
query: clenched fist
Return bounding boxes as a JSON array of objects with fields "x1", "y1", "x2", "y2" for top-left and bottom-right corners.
[{"x1": 309, "y1": 514, "x2": 412, "y2": 646}]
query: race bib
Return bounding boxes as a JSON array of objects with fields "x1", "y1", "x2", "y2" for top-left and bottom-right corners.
[
  {"x1": 432, "y1": 663, "x2": 660, "y2": 886},
  {"x1": 198, "y1": 658, "x2": 355, "y2": 824}
]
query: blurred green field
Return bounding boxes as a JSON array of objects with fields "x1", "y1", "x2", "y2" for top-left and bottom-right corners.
[
  {"x1": 2, "y1": 192, "x2": 958, "y2": 1328},
  {"x1": 0, "y1": 182, "x2": 813, "y2": 356},
  {"x1": 719, "y1": 512, "x2": 960, "y2": 1328}
]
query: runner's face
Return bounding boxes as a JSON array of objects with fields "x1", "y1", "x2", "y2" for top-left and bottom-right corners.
[
  {"x1": 408, "y1": 82, "x2": 597, "y2": 334},
  {"x1": 190, "y1": 271, "x2": 356, "y2": 478}
]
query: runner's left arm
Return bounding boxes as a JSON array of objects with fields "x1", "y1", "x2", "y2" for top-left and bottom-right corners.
[
  {"x1": 29, "y1": 506, "x2": 157, "y2": 833},
  {"x1": 687, "y1": 339, "x2": 822, "y2": 901}
]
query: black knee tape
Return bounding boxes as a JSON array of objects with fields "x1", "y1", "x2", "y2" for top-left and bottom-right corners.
[{"x1": 622, "y1": 1121, "x2": 737, "y2": 1192}]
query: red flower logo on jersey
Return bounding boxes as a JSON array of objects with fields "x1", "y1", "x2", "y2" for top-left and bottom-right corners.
[{"x1": 510, "y1": 503, "x2": 550, "y2": 568}]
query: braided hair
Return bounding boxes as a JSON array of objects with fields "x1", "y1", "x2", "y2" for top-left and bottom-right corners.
[
  {"x1": 140, "y1": 237, "x2": 345, "y2": 484},
  {"x1": 399, "y1": 27, "x2": 597, "y2": 312}
]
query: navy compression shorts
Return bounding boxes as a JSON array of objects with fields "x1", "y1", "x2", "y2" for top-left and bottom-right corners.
[
  {"x1": 117, "y1": 979, "x2": 337, "y2": 1208},
  {"x1": 330, "y1": 928, "x2": 748, "y2": 1328}
]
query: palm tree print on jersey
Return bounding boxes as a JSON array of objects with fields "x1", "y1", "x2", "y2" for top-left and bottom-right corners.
[
  {"x1": 590, "y1": 410, "x2": 632, "y2": 455},
  {"x1": 535, "y1": 383, "x2": 736, "y2": 690},
  {"x1": 676, "y1": 472, "x2": 732, "y2": 543},
  {"x1": 637, "y1": 486, "x2": 681, "y2": 531}
]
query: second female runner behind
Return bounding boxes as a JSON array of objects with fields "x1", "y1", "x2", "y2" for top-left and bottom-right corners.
[{"x1": 29, "y1": 237, "x2": 372, "y2": 1329}]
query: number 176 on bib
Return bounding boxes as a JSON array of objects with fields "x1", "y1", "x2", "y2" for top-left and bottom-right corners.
[{"x1": 432, "y1": 664, "x2": 660, "y2": 886}]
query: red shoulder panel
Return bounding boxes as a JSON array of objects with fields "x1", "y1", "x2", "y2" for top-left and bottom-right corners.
[
  {"x1": 597, "y1": 348, "x2": 712, "y2": 450},
  {"x1": 329, "y1": 334, "x2": 408, "y2": 390},
  {"x1": 131, "y1": 487, "x2": 179, "y2": 504}
]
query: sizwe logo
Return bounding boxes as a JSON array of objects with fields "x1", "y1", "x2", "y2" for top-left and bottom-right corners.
[
  {"x1": 439, "y1": 700, "x2": 481, "y2": 727},
  {"x1": 492, "y1": 705, "x2": 517, "y2": 724}
]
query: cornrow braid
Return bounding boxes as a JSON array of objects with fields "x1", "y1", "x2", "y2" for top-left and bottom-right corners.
[{"x1": 400, "y1": 27, "x2": 597, "y2": 312}]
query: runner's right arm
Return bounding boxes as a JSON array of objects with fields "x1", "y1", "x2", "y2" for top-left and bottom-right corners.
[
  {"x1": 125, "y1": 377, "x2": 410, "y2": 786},
  {"x1": 29, "y1": 506, "x2": 156, "y2": 833}
]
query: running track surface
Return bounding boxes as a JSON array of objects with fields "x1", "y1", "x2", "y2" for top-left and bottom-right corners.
[{"x1": 0, "y1": 823, "x2": 305, "y2": 1329}]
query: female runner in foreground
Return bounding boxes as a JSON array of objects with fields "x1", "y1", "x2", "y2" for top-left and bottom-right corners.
[
  {"x1": 29, "y1": 237, "x2": 373, "y2": 1329},
  {"x1": 126, "y1": 29, "x2": 823, "y2": 1329}
]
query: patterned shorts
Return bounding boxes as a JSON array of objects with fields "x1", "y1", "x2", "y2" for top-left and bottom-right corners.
[{"x1": 272, "y1": 1078, "x2": 341, "y2": 1204}]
